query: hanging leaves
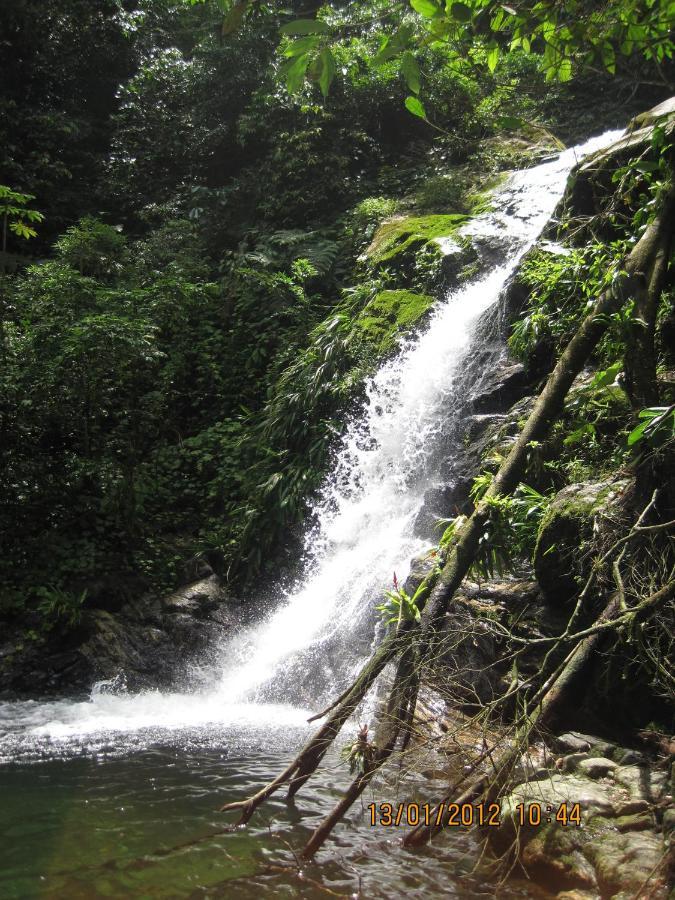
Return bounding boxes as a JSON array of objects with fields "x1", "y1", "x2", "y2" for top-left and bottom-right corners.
[
  {"x1": 280, "y1": 53, "x2": 311, "y2": 93},
  {"x1": 318, "y1": 48, "x2": 337, "y2": 97},
  {"x1": 405, "y1": 95, "x2": 427, "y2": 119},
  {"x1": 487, "y1": 44, "x2": 500, "y2": 72},
  {"x1": 401, "y1": 51, "x2": 421, "y2": 93}
]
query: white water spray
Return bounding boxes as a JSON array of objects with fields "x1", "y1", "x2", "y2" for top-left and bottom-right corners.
[{"x1": 0, "y1": 129, "x2": 622, "y2": 754}]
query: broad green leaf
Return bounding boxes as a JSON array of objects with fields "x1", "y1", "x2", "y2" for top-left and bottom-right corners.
[
  {"x1": 491, "y1": 8, "x2": 505, "y2": 31},
  {"x1": 281, "y1": 53, "x2": 311, "y2": 92},
  {"x1": 283, "y1": 35, "x2": 323, "y2": 57},
  {"x1": 487, "y1": 45, "x2": 500, "y2": 72},
  {"x1": 627, "y1": 418, "x2": 651, "y2": 446},
  {"x1": 318, "y1": 48, "x2": 337, "y2": 97},
  {"x1": 602, "y1": 42, "x2": 616, "y2": 73},
  {"x1": 405, "y1": 95, "x2": 427, "y2": 118},
  {"x1": 450, "y1": 2, "x2": 472, "y2": 22},
  {"x1": 374, "y1": 24, "x2": 415, "y2": 65},
  {"x1": 401, "y1": 51, "x2": 421, "y2": 93},
  {"x1": 591, "y1": 361, "x2": 622, "y2": 388},
  {"x1": 279, "y1": 18, "x2": 331, "y2": 36},
  {"x1": 411, "y1": 0, "x2": 441, "y2": 17},
  {"x1": 558, "y1": 57, "x2": 572, "y2": 81}
]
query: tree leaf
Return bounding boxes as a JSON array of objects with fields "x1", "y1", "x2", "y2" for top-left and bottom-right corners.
[
  {"x1": 279, "y1": 18, "x2": 331, "y2": 36},
  {"x1": 283, "y1": 35, "x2": 323, "y2": 57},
  {"x1": 487, "y1": 45, "x2": 500, "y2": 72},
  {"x1": 410, "y1": 0, "x2": 441, "y2": 18},
  {"x1": 318, "y1": 48, "x2": 337, "y2": 97},
  {"x1": 401, "y1": 51, "x2": 421, "y2": 93},
  {"x1": 221, "y1": 0, "x2": 249, "y2": 36},
  {"x1": 281, "y1": 53, "x2": 311, "y2": 93},
  {"x1": 558, "y1": 56, "x2": 572, "y2": 81},
  {"x1": 450, "y1": 2, "x2": 472, "y2": 22},
  {"x1": 405, "y1": 95, "x2": 427, "y2": 119}
]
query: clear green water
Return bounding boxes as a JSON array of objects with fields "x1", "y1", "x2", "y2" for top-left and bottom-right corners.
[{"x1": 0, "y1": 725, "x2": 546, "y2": 899}]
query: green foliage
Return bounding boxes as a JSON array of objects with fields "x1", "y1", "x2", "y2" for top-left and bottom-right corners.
[
  {"x1": 54, "y1": 217, "x2": 127, "y2": 278},
  {"x1": 376, "y1": 575, "x2": 425, "y2": 627},
  {"x1": 201, "y1": 0, "x2": 674, "y2": 116},
  {"x1": 440, "y1": 481, "x2": 551, "y2": 579},
  {"x1": 627, "y1": 406, "x2": 675, "y2": 448},
  {"x1": 0, "y1": 185, "x2": 44, "y2": 253},
  {"x1": 36, "y1": 586, "x2": 88, "y2": 630},
  {"x1": 509, "y1": 241, "x2": 629, "y2": 363}
]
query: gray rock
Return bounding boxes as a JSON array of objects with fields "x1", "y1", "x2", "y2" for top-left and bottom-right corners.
[
  {"x1": 585, "y1": 830, "x2": 667, "y2": 897},
  {"x1": 578, "y1": 757, "x2": 618, "y2": 779},
  {"x1": 533, "y1": 479, "x2": 630, "y2": 604},
  {"x1": 558, "y1": 752, "x2": 591, "y2": 773},
  {"x1": 554, "y1": 732, "x2": 594, "y2": 754},
  {"x1": 471, "y1": 361, "x2": 530, "y2": 414},
  {"x1": 612, "y1": 765, "x2": 669, "y2": 802},
  {"x1": 413, "y1": 479, "x2": 473, "y2": 539}
]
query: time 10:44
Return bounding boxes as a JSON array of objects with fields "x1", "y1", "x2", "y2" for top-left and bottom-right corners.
[{"x1": 516, "y1": 802, "x2": 582, "y2": 827}]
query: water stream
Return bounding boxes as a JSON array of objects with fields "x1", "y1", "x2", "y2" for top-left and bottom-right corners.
[{"x1": 0, "y1": 129, "x2": 622, "y2": 898}]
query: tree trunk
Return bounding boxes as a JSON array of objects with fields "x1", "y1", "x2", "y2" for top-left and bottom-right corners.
[{"x1": 624, "y1": 230, "x2": 672, "y2": 408}]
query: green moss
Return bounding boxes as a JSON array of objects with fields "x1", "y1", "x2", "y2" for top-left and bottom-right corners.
[
  {"x1": 366, "y1": 214, "x2": 468, "y2": 266},
  {"x1": 352, "y1": 289, "x2": 435, "y2": 357}
]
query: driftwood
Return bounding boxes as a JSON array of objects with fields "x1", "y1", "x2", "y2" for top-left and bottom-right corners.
[{"x1": 222, "y1": 183, "x2": 675, "y2": 855}]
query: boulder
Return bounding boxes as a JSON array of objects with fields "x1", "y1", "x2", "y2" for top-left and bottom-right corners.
[
  {"x1": 533, "y1": 479, "x2": 630, "y2": 604},
  {"x1": 0, "y1": 575, "x2": 240, "y2": 698},
  {"x1": 471, "y1": 361, "x2": 530, "y2": 414}
]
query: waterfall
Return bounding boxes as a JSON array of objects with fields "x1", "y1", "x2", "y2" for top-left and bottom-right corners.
[{"x1": 0, "y1": 129, "x2": 623, "y2": 757}]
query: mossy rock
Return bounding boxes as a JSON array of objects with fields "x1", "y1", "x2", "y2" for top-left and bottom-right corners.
[
  {"x1": 533, "y1": 479, "x2": 630, "y2": 604},
  {"x1": 352, "y1": 288, "x2": 435, "y2": 358},
  {"x1": 365, "y1": 213, "x2": 468, "y2": 269}
]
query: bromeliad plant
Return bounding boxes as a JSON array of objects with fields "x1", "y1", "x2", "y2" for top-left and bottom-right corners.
[{"x1": 377, "y1": 572, "x2": 427, "y2": 627}]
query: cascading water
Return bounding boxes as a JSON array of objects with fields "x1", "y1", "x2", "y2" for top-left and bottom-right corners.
[
  {"x1": 0, "y1": 128, "x2": 626, "y2": 900},
  {"x1": 0, "y1": 129, "x2": 623, "y2": 758}
]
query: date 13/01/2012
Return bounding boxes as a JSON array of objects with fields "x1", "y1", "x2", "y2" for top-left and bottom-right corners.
[{"x1": 368, "y1": 801, "x2": 582, "y2": 828}]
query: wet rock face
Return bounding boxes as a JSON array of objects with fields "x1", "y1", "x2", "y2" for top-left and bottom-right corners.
[
  {"x1": 0, "y1": 576, "x2": 240, "y2": 699},
  {"x1": 493, "y1": 731, "x2": 673, "y2": 898},
  {"x1": 413, "y1": 354, "x2": 536, "y2": 541}
]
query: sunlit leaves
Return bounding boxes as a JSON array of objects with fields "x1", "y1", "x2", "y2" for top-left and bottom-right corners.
[
  {"x1": 486, "y1": 44, "x2": 499, "y2": 72},
  {"x1": 280, "y1": 53, "x2": 311, "y2": 93},
  {"x1": 318, "y1": 48, "x2": 337, "y2": 97},
  {"x1": 410, "y1": 0, "x2": 442, "y2": 18},
  {"x1": 405, "y1": 95, "x2": 427, "y2": 119},
  {"x1": 0, "y1": 185, "x2": 44, "y2": 250}
]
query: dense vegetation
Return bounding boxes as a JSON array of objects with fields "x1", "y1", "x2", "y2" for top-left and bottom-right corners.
[{"x1": 0, "y1": 0, "x2": 672, "y2": 634}]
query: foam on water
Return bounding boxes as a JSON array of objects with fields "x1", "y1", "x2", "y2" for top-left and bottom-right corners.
[{"x1": 0, "y1": 129, "x2": 623, "y2": 757}]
